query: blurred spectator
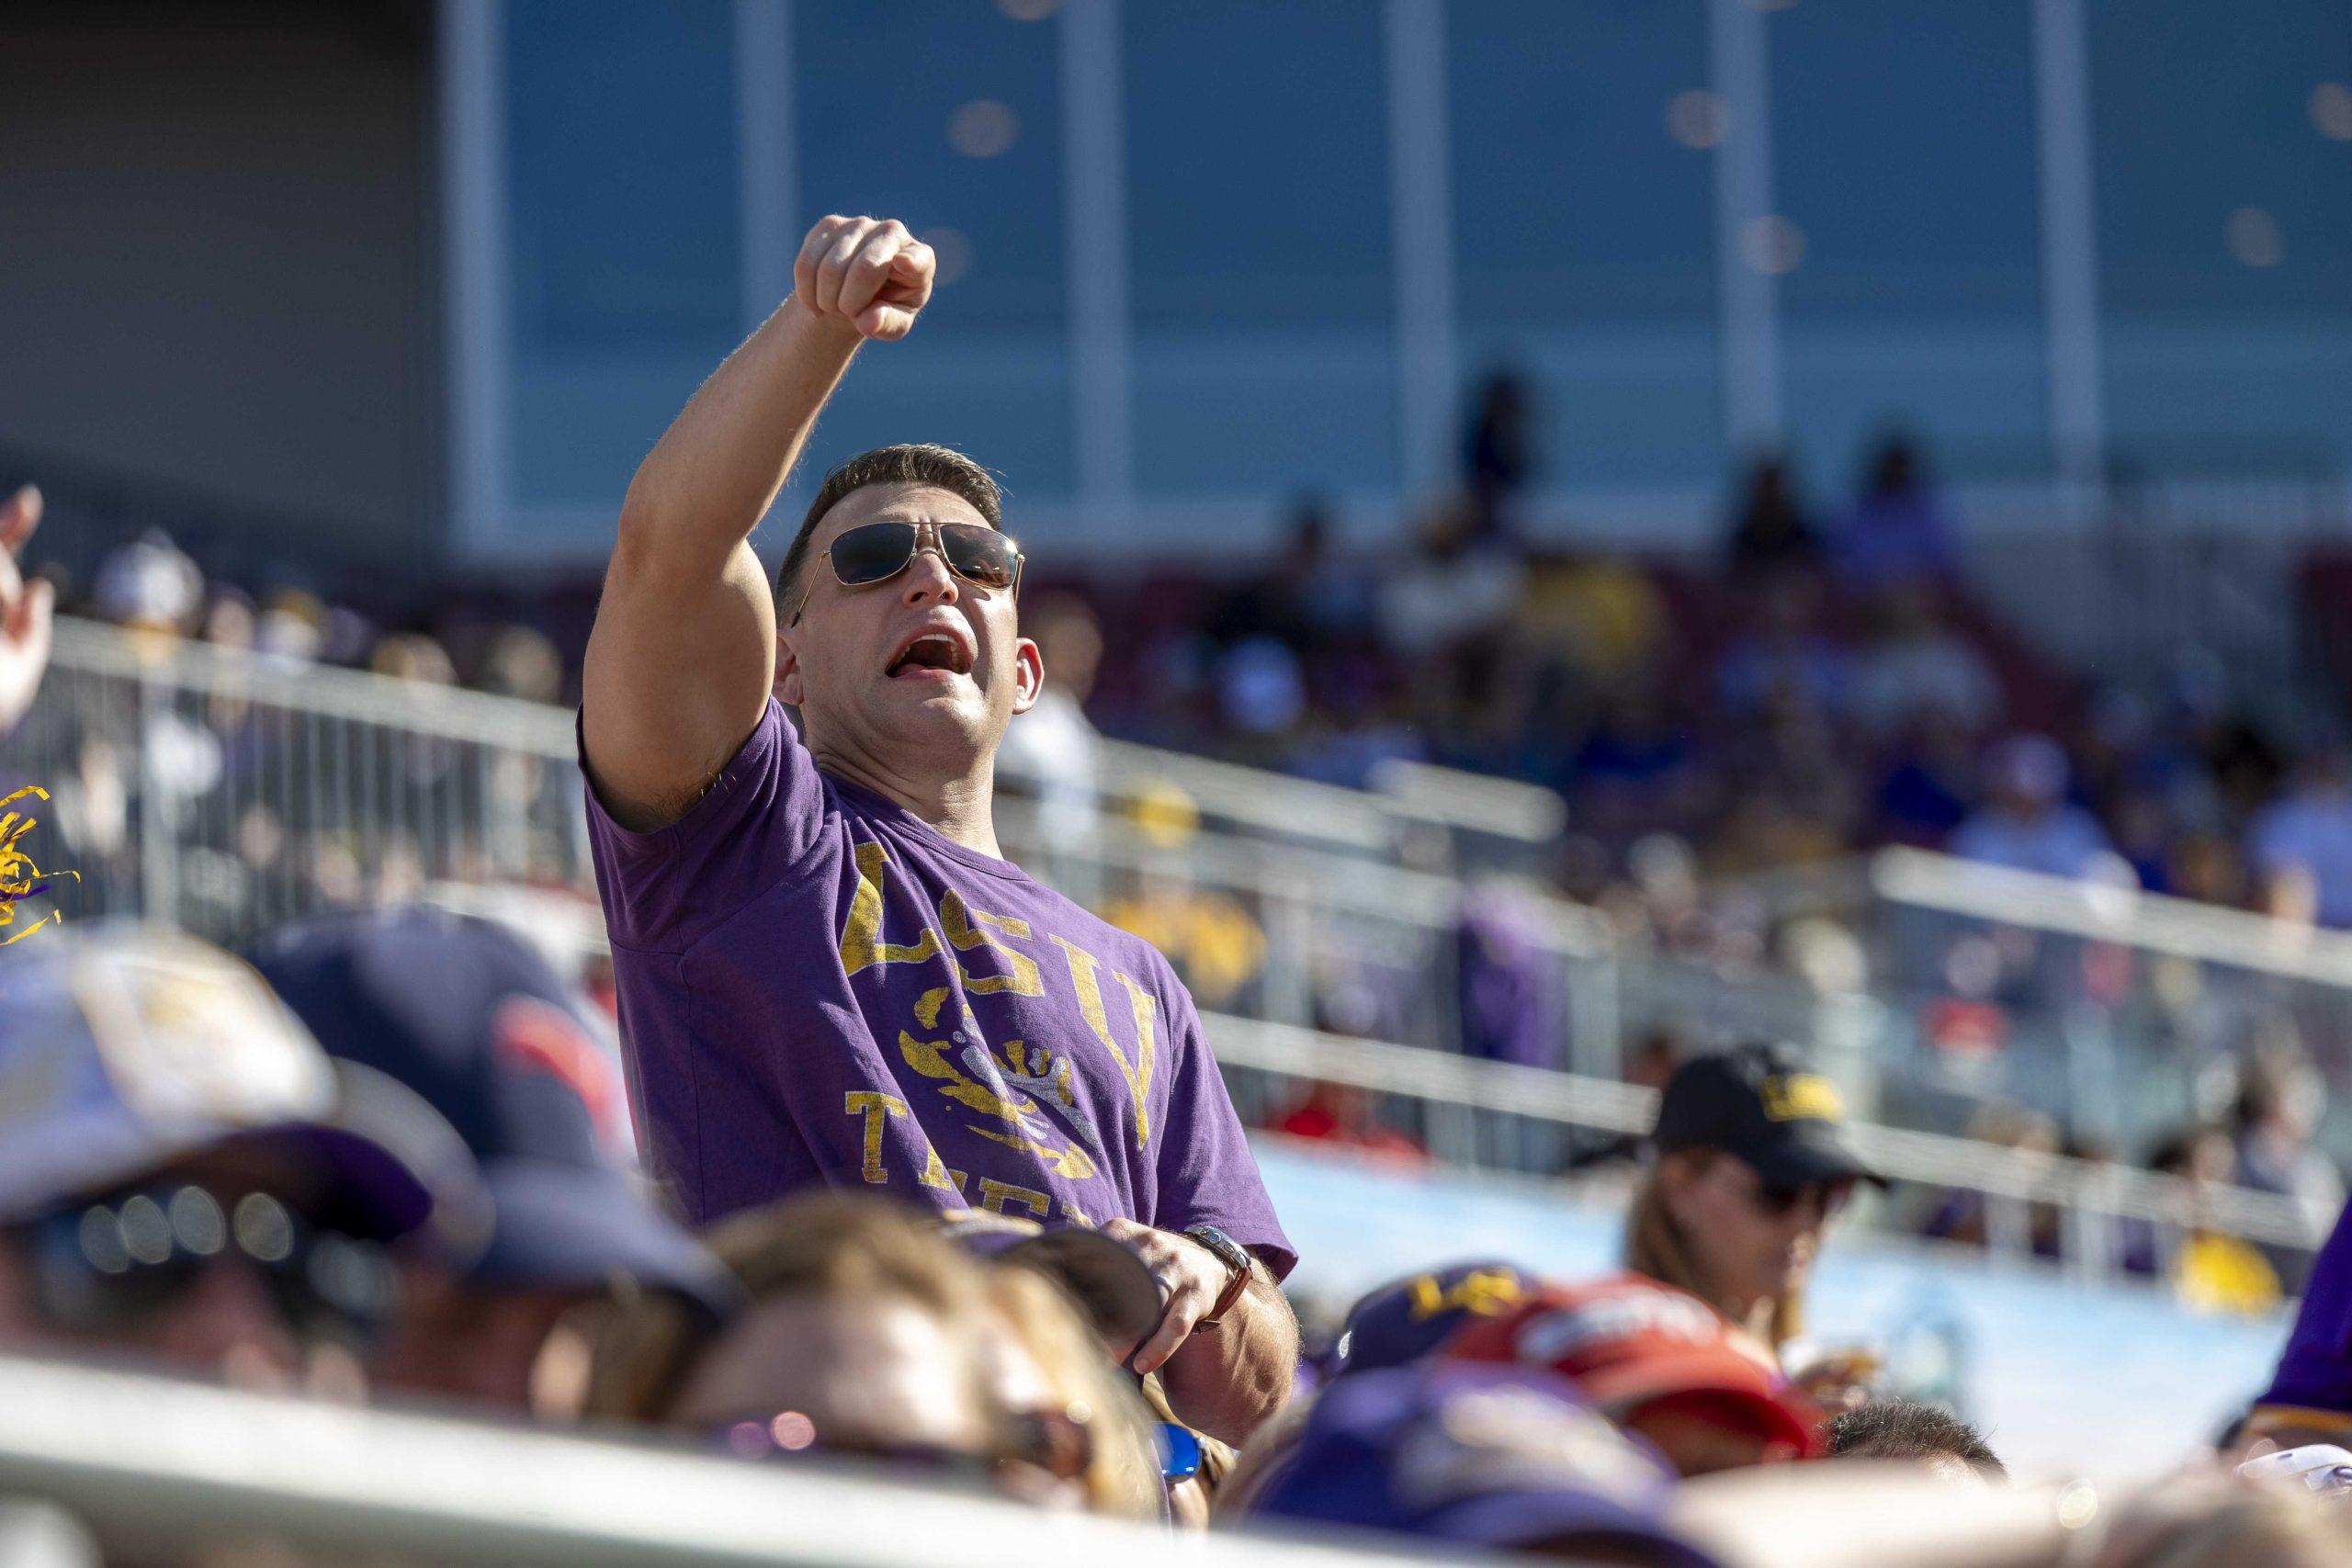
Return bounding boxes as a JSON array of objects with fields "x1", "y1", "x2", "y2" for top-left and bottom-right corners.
[
  {"x1": 998, "y1": 592, "x2": 1105, "y2": 853},
  {"x1": 1833, "y1": 432, "x2": 1957, "y2": 595},
  {"x1": 2148, "y1": 1126, "x2": 2282, "y2": 1317},
  {"x1": 249, "y1": 906, "x2": 729, "y2": 1414},
  {"x1": 1626, "y1": 1043, "x2": 1878, "y2": 1355},
  {"x1": 1824, "y1": 1401, "x2": 2005, "y2": 1485},
  {"x1": 585, "y1": 1192, "x2": 1120, "y2": 1512},
  {"x1": 2228, "y1": 1049, "x2": 2344, "y2": 1244},
  {"x1": 1463, "y1": 371, "x2": 1536, "y2": 516},
  {"x1": 1445, "y1": 1275, "x2": 1825, "y2": 1477},
  {"x1": 1241, "y1": 1362, "x2": 1722, "y2": 1564},
  {"x1": 1512, "y1": 551, "x2": 1668, "y2": 693},
  {"x1": 1848, "y1": 585, "x2": 1998, "y2": 739},
  {"x1": 1724, "y1": 454, "x2": 1821, "y2": 580},
  {"x1": 1270, "y1": 1081, "x2": 1430, "y2": 1168},
  {"x1": 94, "y1": 528, "x2": 203, "y2": 637},
  {"x1": 1714, "y1": 575, "x2": 1850, "y2": 721},
  {"x1": 477, "y1": 624, "x2": 567, "y2": 705},
  {"x1": 254, "y1": 589, "x2": 328, "y2": 669},
  {"x1": 0, "y1": 485, "x2": 53, "y2": 735},
  {"x1": 2249, "y1": 741, "x2": 2352, "y2": 928},
  {"x1": 0, "y1": 924, "x2": 483, "y2": 1395},
  {"x1": 1917, "y1": 1105, "x2": 2063, "y2": 1260},
  {"x1": 1378, "y1": 499, "x2": 1525, "y2": 663},
  {"x1": 1455, "y1": 887, "x2": 1563, "y2": 1069},
  {"x1": 1949, "y1": 734, "x2": 2118, "y2": 880},
  {"x1": 1875, "y1": 713, "x2": 1977, "y2": 846}
]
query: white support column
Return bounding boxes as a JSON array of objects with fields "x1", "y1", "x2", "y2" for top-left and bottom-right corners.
[
  {"x1": 437, "y1": 0, "x2": 510, "y2": 551},
  {"x1": 1707, "y1": 0, "x2": 1782, "y2": 454},
  {"x1": 1059, "y1": 0, "x2": 1136, "y2": 518},
  {"x1": 735, "y1": 0, "x2": 798, "y2": 333},
  {"x1": 2030, "y1": 0, "x2": 2107, "y2": 508},
  {"x1": 1385, "y1": 0, "x2": 1457, "y2": 502}
]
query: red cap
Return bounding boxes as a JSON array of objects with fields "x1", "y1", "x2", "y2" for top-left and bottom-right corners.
[{"x1": 1443, "y1": 1274, "x2": 1824, "y2": 1460}]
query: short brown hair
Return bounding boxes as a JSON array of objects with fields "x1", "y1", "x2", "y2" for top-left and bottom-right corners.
[{"x1": 775, "y1": 444, "x2": 1004, "y2": 616}]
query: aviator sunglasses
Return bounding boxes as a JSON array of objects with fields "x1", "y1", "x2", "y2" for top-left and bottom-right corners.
[{"x1": 788, "y1": 520, "x2": 1023, "y2": 626}]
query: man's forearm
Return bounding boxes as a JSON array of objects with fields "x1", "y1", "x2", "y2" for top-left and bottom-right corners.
[
  {"x1": 1160, "y1": 1263, "x2": 1297, "y2": 1446},
  {"x1": 616, "y1": 299, "x2": 862, "y2": 575}
]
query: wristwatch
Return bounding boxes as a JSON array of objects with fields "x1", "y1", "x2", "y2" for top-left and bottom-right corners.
[{"x1": 1182, "y1": 1224, "x2": 1253, "y2": 1326}]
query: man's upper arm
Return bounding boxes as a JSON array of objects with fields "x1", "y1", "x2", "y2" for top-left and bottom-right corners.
[{"x1": 583, "y1": 535, "x2": 777, "y2": 833}]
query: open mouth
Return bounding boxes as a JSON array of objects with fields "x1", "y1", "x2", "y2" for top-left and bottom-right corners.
[{"x1": 885, "y1": 629, "x2": 976, "y2": 681}]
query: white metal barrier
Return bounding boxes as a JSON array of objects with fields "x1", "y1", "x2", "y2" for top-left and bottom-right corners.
[
  {"x1": 16, "y1": 617, "x2": 2339, "y2": 1275},
  {"x1": 0, "y1": 1353, "x2": 1456, "y2": 1568}
]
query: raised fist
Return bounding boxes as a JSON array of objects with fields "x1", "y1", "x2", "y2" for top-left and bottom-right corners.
[{"x1": 793, "y1": 215, "x2": 934, "y2": 343}]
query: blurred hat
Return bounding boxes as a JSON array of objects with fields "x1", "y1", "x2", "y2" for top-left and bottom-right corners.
[
  {"x1": 0, "y1": 923, "x2": 486, "y2": 1253},
  {"x1": 248, "y1": 906, "x2": 728, "y2": 1313},
  {"x1": 1446, "y1": 1276, "x2": 1824, "y2": 1460},
  {"x1": 936, "y1": 1210, "x2": 1161, "y2": 1355},
  {"x1": 1652, "y1": 1041, "x2": 1881, "y2": 1190},
  {"x1": 1332, "y1": 1260, "x2": 1536, "y2": 1377},
  {"x1": 1250, "y1": 1363, "x2": 1720, "y2": 1565}
]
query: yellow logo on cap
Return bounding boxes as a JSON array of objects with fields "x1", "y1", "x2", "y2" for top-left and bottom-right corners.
[{"x1": 1761, "y1": 1073, "x2": 1844, "y2": 1123}]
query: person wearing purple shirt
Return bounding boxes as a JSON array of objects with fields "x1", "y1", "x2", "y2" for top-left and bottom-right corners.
[
  {"x1": 577, "y1": 213, "x2": 1296, "y2": 1443},
  {"x1": 2248, "y1": 1198, "x2": 2352, "y2": 1450}
]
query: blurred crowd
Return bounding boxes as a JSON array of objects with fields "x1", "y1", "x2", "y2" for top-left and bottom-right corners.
[
  {"x1": 1077, "y1": 378, "x2": 2352, "y2": 947},
  {"x1": 6, "y1": 914, "x2": 2352, "y2": 1568}
]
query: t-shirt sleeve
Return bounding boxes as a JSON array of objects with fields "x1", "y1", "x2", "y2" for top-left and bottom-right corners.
[
  {"x1": 2260, "y1": 1197, "x2": 2352, "y2": 1419},
  {"x1": 579, "y1": 697, "x2": 825, "y2": 953},
  {"x1": 1148, "y1": 961, "x2": 1298, "y2": 1280}
]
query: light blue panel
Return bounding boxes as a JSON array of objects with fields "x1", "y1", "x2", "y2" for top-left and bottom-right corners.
[
  {"x1": 795, "y1": 1, "x2": 1074, "y2": 500},
  {"x1": 1448, "y1": 1, "x2": 1722, "y2": 491},
  {"x1": 504, "y1": 0, "x2": 741, "y2": 517},
  {"x1": 1256, "y1": 1140, "x2": 2288, "y2": 1477},
  {"x1": 1124, "y1": 1, "x2": 1400, "y2": 497},
  {"x1": 1772, "y1": 0, "x2": 2050, "y2": 486},
  {"x1": 2089, "y1": 0, "x2": 2352, "y2": 479}
]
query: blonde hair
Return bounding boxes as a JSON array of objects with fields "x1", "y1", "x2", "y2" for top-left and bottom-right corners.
[
  {"x1": 1626, "y1": 1152, "x2": 1804, "y2": 1349},
  {"x1": 981, "y1": 1265, "x2": 1162, "y2": 1520},
  {"x1": 583, "y1": 1192, "x2": 993, "y2": 1423}
]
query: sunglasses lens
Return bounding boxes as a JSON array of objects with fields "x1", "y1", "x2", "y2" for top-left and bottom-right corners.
[
  {"x1": 940, "y1": 525, "x2": 1020, "y2": 591},
  {"x1": 830, "y1": 522, "x2": 919, "y2": 586}
]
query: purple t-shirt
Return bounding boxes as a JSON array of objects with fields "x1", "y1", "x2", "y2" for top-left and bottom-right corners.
[
  {"x1": 581, "y1": 699, "x2": 1295, "y2": 1275},
  {"x1": 2261, "y1": 1197, "x2": 2352, "y2": 1419}
]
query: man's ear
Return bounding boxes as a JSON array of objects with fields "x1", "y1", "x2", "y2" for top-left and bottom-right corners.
[
  {"x1": 1010, "y1": 636, "x2": 1044, "y2": 716},
  {"x1": 775, "y1": 630, "x2": 804, "y2": 706}
]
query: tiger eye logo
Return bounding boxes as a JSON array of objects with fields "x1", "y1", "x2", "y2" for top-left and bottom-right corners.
[{"x1": 0, "y1": 785, "x2": 78, "y2": 947}]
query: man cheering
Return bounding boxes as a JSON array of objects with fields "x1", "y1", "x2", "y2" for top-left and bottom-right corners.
[{"x1": 579, "y1": 215, "x2": 1296, "y2": 1440}]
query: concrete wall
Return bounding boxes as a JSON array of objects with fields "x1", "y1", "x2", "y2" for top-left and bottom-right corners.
[{"x1": 0, "y1": 4, "x2": 441, "y2": 575}]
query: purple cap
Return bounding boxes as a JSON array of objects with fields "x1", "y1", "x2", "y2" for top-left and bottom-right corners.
[
  {"x1": 1250, "y1": 1363, "x2": 1721, "y2": 1566},
  {"x1": 1333, "y1": 1260, "x2": 1535, "y2": 1376}
]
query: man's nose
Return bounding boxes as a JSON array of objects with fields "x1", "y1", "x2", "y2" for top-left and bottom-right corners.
[{"x1": 899, "y1": 536, "x2": 960, "y2": 604}]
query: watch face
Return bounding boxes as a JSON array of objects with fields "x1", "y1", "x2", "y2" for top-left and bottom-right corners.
[{"x1": 1188, "y1": 1225, "x2": 1248, "y2": 1271}]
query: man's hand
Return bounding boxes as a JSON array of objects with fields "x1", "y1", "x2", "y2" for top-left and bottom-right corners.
[
  {"x1": 1101, "y1": 1217, "x2": 1239, "y2": 1375},
  {"x1": 792, "y1": 216, "x2": 934, "y2": 343},
  {"x1": 0, "y1": 485, "x2": 54, "y2": 734}
]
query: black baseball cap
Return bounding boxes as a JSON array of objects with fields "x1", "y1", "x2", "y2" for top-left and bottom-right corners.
[
  {"x1": 1651, "y1": 1043, "x2": 1883, "y2": 1190},
  {"x1": 248, "y1": 906, "x2": 731, "y2": 1314}
]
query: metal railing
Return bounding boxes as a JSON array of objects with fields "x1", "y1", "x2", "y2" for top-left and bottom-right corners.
[
  {"x1": 0, "y1": 1353, "x2": 1450, "y2": 1568},
  {"x1": 13, "y1": 617, "x2": 2340, "y2": 1278}
]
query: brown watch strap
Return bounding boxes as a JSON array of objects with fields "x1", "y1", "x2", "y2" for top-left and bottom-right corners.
[{"x1": 1196, "y1": 1254, "x2": 1252, "y2": 1326}]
